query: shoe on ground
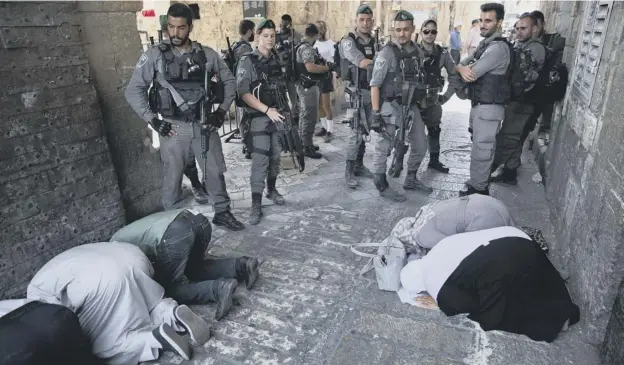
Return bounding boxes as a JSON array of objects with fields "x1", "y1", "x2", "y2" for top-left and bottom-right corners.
[
  {"x1": 214, "y1": 278, "x2": 238, "y2": 321},
  {"x1": 173, "y1": 305, "x2": 211, "y2": 346},
  {"x1": 152, "y1": 323, "x2": 191, "y2": 360}
]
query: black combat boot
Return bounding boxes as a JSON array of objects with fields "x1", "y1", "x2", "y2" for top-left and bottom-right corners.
[
  {"x1": 304, "y1": 146, "x2": 322, "y2": 159},
  {"x1": 266, "y1": 177, "x2": 285, "y2": 205},
  {"x1": 354, "y1": 157, "x2": 374, "y2": 178},
  {"x1": 345, "y1": 160, "x2": 358, "y2": 188},
  {"x1": 374, "y1": 173, "x2": 406, "y2": 202},
  {"x1": 490, "y1": 167, "x2": 518, "y2": 185},
  {"x1": 315, "y1": 127, "x2": 327, "y2": 136},
  {"x1": 235, "y1": 256, "x2": 260, "y2": 290},
  {"x1": 184, "y1": 163, "x2": 209, "y2": 204},
  {"x1": 212, "y1": 211, "x2": 245, "y2": 231},
  {"x1": 428, "y1": 153, "x2": 450, "y2": 173},
  {"x1": 212, "y1": 278, "x2": 238, "y2": 320},
  {"x1": 459, "y1": 184, "x2": 490, "y2": 197},
  {"x1": 403, "y1": 171, "x2": 433, "y2": 193},
  {"x1": 249, "y1": 193, "x2": 263, "y2": 225}
]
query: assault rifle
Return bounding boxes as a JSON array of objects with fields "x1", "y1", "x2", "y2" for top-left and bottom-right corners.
[
  {"x1": 223, "y1": 37, "x2": 236, "y2": 73},
  {"x1": 388, "y1": 85, "x2": 415, "y2": 178},
  {"x1": 347, "y1": 66, "x2": 371, "y2": 143},
  {"x1": 273, "y1": 63, "x2": 305, "y2": 172}
]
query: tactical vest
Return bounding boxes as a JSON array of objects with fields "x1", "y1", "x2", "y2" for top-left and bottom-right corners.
[
  {"x1": 509, "y1": 39, "x2": 544, "y2": 102},
  {"x1": 275, "y1": 31, "x2": 296, "y2": 81},
  {"x1": 423, "y1": 45, "x2": 444, "y2": 89},
  {"x1": 339, "y1": 32, "x2": 376, "y2": 89},
  {"x1": 245, "y1": 52, "x2": 285, "y2": 115},
  {"x1": 468, "y1": 37, "x2": 511, "y2": 105},
  {"x1": 295, "y1": 43, "x2": 326, "y2": 87},
  {"x1": 149, "y1": 42, "x2": 210, "y2": 118},
  {"x1": 379, "y1": 43, "x2": 427, "y2": 104}
]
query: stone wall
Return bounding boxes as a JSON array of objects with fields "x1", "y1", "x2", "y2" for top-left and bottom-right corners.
[
  {"x1": 135, "y1": 0, "x2": 485, "y2": 52},
  {"x1": 540, "y1": 0, "x2": 624, "y2": 354},
  {"x1": 0, "y1": 1, "x2": 126, "y2": 298},
  {"x1": 78, "y1": 1, "x2": 164, "y2": 221}
]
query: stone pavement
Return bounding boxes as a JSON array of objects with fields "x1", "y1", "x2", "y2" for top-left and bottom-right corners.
[{"x1": 149, "y1": 97, "x2": 600, "y2": 365}]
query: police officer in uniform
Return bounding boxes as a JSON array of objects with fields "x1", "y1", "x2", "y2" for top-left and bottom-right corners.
[
  {"x1": 236, "y1": 19, "x2": 288, "y2": 225},
  {"x1": 295, "y1": 24, "x2": 333, "y2": 159},
  {"x1": 125, "y1": 3, "x2": 245, "y2": 231},
  {"x1": 276, "y1": 15, "x2": 302, "y2": 129},
  {"x1": 340, "y1": 4, "x2": 377, "y2": 188},
  {"x1": 233, "y1": 20, "x2": 255, "y2": 160},
  {"x1": 370, "y1": 10, "x2": 433, "y2": 202},
  {"x1": 455, "y1": 3, "x2": 511, "y2": 196},
  {"x1": 418, "y1": 19, "x2": 462, "y2": 173},
  {"x1": 490, "y1": 13, "x2": 545, "y2": 185}
]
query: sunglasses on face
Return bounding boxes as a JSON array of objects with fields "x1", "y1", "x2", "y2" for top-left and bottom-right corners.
[{"x1": 422, "y1": 29, "x2": 438, "y2": 35}]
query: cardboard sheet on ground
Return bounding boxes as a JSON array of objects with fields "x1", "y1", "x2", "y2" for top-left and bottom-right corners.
[{"x1": 397, "y1": 287, "x2": 439, "y2": 310}]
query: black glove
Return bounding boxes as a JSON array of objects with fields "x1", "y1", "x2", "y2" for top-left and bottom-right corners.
[
  {"x1": 206, "y1": 108, "x2": 226, "y2": 128},
  {"x1": 438, "y1": 94, "x2": 449, "y2": 105},
  {"x1": 370, "y1": 110, "x2": 384, "y2": 132},
  {"x1": 149, "y1": 117, "x2": 172, "y2": 137}
]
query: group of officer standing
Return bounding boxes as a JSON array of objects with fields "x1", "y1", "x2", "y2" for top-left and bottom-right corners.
[{"x1": 125, "y1": 2, "x2": 555, "y2": 228}]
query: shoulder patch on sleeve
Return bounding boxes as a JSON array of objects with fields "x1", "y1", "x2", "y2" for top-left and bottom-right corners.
[
  {"x1": 374, "y1": 58, "x2": 387, "y2": 70},
  {"x1": 237, "y1": 68, "x2": 246, "y2": 78},
  {"x1": 302, "y1": 48, "x2": 312, "y2": 59},
  {"x1": 343, "y1": 38, "x2": 353, "y2": 51},
  {"x1": 136, "y1": 53, "x2": 148, "y2": 69}
]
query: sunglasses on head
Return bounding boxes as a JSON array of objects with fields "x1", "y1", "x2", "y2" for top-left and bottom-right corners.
[{"x1": 422, "y1": 29, "x2": 438, "y2": 35}]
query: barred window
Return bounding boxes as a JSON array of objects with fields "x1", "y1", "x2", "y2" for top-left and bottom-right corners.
[{"x1": 573, "y1": 0, "x2": 613, "y2": 104}]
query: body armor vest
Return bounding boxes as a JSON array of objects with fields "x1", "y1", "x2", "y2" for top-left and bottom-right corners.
[
  {"x1": 422, "y1": 44, "x2": 445, "y2": 106},
  {"x1": 295, "y1": 44, "x2": 326, "y2": 87},
  {"x1": 149, "y1": 42, "x2": 209, "y2": 118},
  {"x1": 275, "y1": 31, "x2": 296, "y2": 81},
  {"x1": 380, "y1": 43, "x2": 427, "y2": 104},
  {"x1": 509, "y1": 39, "x2": 543, "y2": 102},
  {"x1": 468, "y1": 37, "x2": 511, "y2": 105},
  {"x1": 340, "y1": 33, "x2": 376, "y2": 89},
  {"x1": 247, "y1": 53, "x2": 285, "y2": 112}
]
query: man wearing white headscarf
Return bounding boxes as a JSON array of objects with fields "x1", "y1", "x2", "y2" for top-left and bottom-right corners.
[{"x1": 400, "y1": 226, "x2": 579, "y2": 342}]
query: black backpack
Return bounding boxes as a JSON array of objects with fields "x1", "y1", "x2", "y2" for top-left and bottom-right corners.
[{"x1": 535, "y1": 45, "x2": 568, "y2": 103}]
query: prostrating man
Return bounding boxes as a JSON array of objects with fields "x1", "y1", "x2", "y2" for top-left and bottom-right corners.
[
  {"x1": 401, "y1": 226, "x2": 580, "y2": 342},
  {"x1": 418, "y1": 19, "x2": 462, "y2": 173},
  {"x1": 393, "y1": 195, "x2": 514, "y2": 259},
  {"x1": 111, "y1": 209, "x2": 260, "y2": 319},
  {"x1": 490, "y1": 13, "x2": 546, "y2": 185},
  {"x1": 125, "y1": 3, "x2": 244, "y2": 231},
  {"x1": 27, "y1": 242, "x2": 211, "y2": 364},
  {"x1": 455, "y1": 3, "x2": 511, "y2": 196},
  {"x1": 370, "y1": 10, "x2": 432, "y2": 201},
  {"x1": 0, "y1": 300, "x2": 101, "y2": 365}
]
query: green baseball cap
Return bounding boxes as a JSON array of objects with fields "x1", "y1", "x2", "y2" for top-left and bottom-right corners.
[
  {"x1": 356, "y1": 4, "x2": 373, "y2": 16},
  {"x1": 257, "y1": 19, "x2": 276, "y2": 31},
  {"x1": 394, "y1": 10, "x2": 414, "y2": 21}
]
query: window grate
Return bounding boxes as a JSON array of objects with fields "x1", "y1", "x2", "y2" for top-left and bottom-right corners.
[{"x1": 573, "y1": 0, "x2": 613, "y2": 104}]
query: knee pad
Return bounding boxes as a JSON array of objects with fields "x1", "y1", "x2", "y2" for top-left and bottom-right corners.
[{"x1": 427, "y1": 126, "x2": 441, "y2": 138}]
